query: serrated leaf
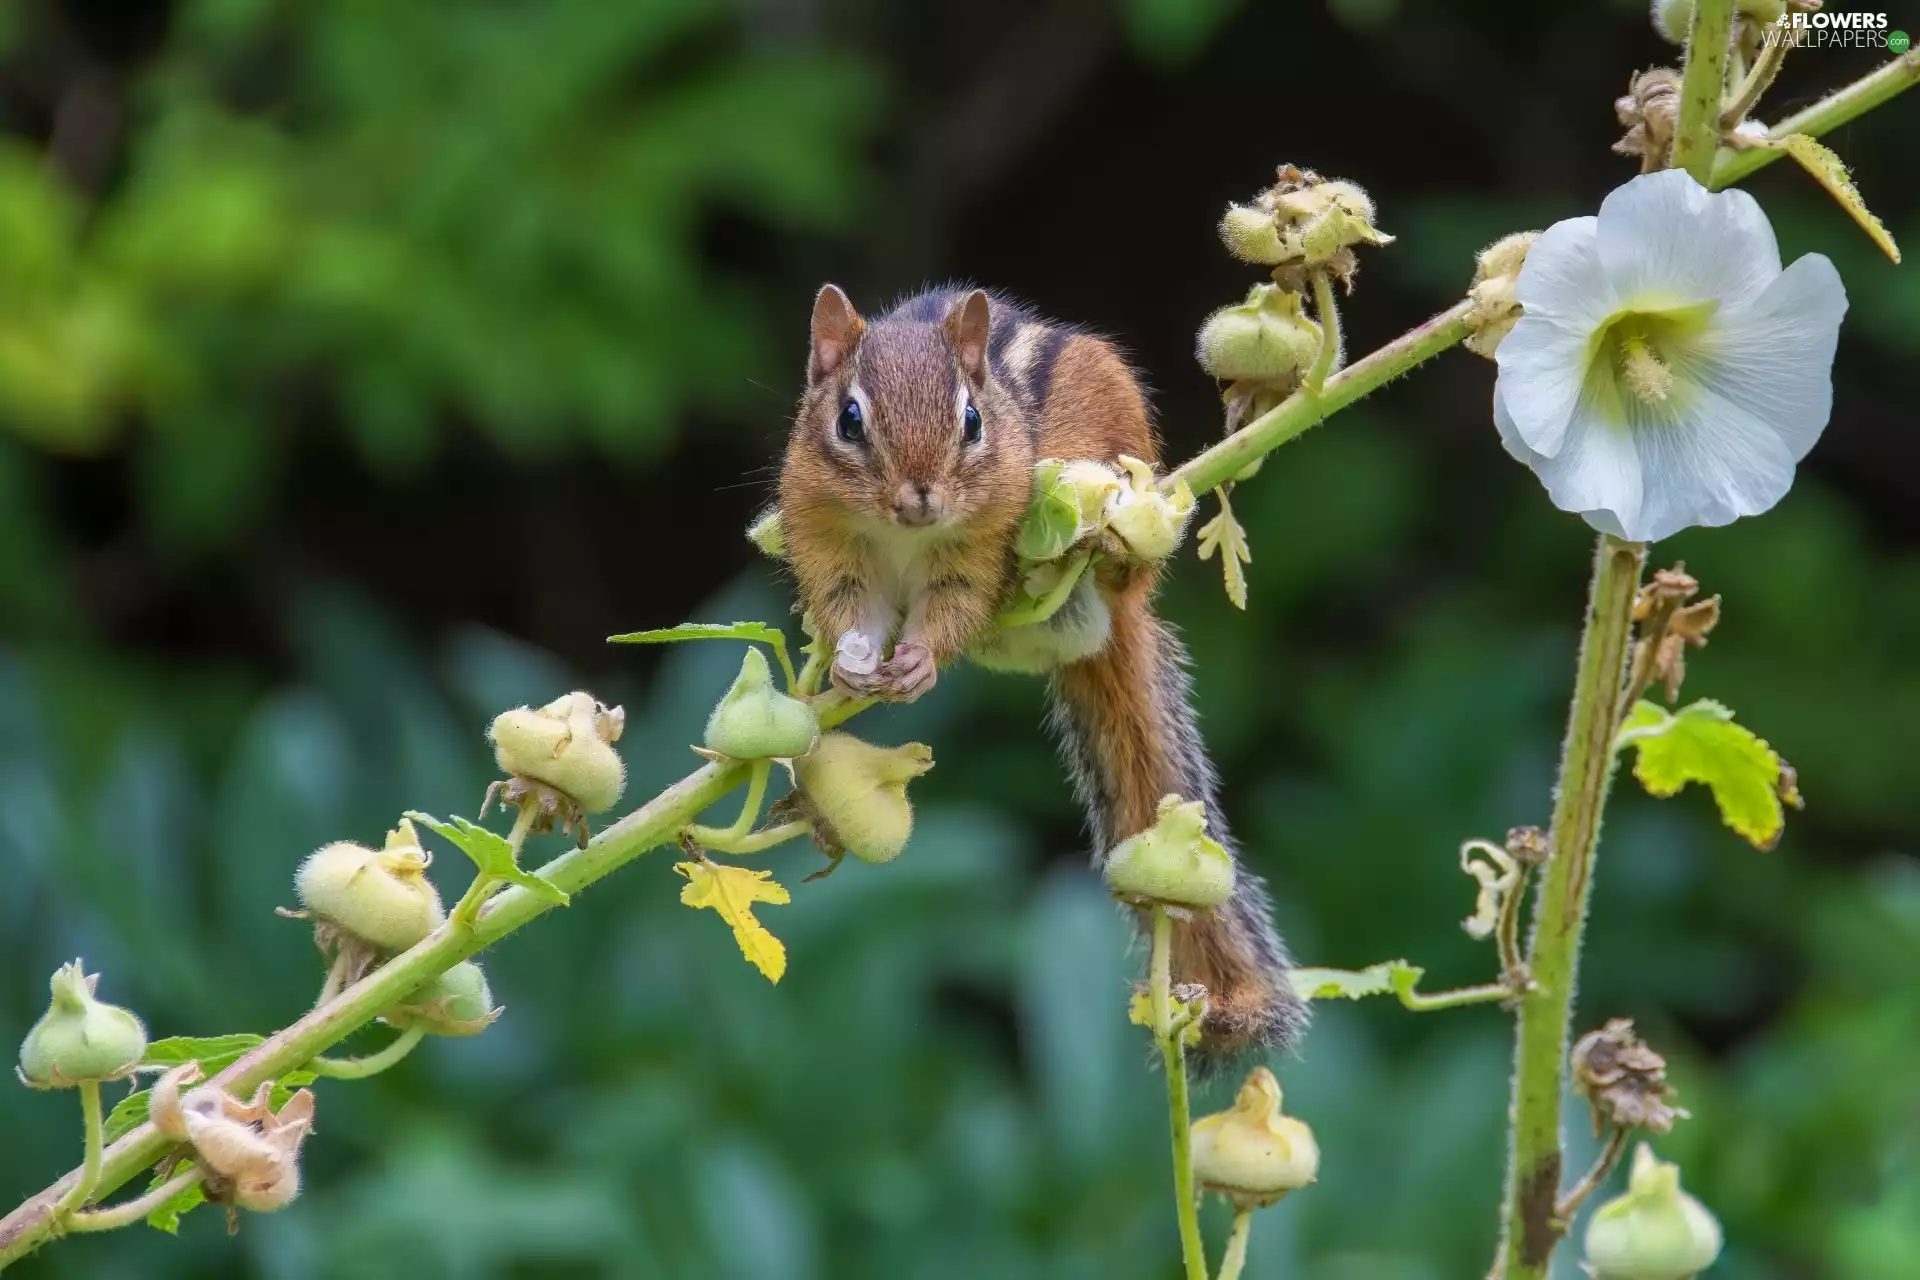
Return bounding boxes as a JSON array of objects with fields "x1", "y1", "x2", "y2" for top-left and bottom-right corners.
[
  {"x1": 1194, "y1": 487, "x2": 1252, "y2": 610},
  {"x1": 1776, "y1": 133, "x2": 1901, "y2": 263},
  {"x1": 106, "y1": 1088, "x2": 152, "y2": 1142},
  {"x1": 406, "y1": 812, "x2": 569, "y2": 905},
  {"x1": 1126, "y1": 991, "x2": 1203, "y2": 1046},
  {"x1": 607, "y1": 621, "x2": 797, "y2": 690},
  {"x1": 144, "y1": 1166, "x2": 206, "y2": 1234},
  {"x1": 1616, "y1": 699, "x2": 1795, "y2": 849},
  {"x1": 676, "y1": 860, "x2": 790, "y2": 982},
  {"x1": 143, "y1": 1033, "x2": 264, "y2": 1070},
  {"x1": 1288, "y1": 959, "x2": 1426, "y2": 1005}
]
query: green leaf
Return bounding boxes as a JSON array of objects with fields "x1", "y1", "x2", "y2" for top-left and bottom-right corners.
[
  {"x1": 143, "y1": 1033, "x2": 265, "y2": 1071},
  {"x1": 1015, "y1": 464, "x2": 1082, "y2": 562},
  {"x1": 1616, "y1": 699, "x2": 1797, "y2": 849},
  {"x1": 607, "y1": 621, "x2": 797, "y2": 690},
  {"x1": 1195, "y1": 487, "x2": 1252, "y2": 610},
  {"x1": 1288, "y1": 959, "x2": 1426, "y2": 1004},
  {"x1": 1776, "y1": 133, "x2": 1901, "y2": 263},
  {"x1": 144, "y1": 1165, "x2": 206, "y2": 1234},
  {"x1": 406, "y1": 812, "x2": 570, "y2": 905},
  {"x1": 105, "y1": 1088, "x2": 152, "y2": 1143}
]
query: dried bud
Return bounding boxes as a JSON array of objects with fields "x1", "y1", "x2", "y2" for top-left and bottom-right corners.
[
  {"x1": 1220, "y1": 167, "x2": 1392, "y2": 288},
  {"x1": 1459, "y1": 839, "x2": 1519, "y2": 940},
  {"x1": 17, "y1": 960, "x2": 147, "y2": 1088},
  {"x1": 1506, "y1": 825, "x2": 1551, "y2": 864},
  {"x1": 1614, "y1": 69, "x2": 1681, "y2": 168},
  {"x1": 161, "y1": 1075, "x2": 316, "y2": 1216},
  {"x1": 746, "y1": 505, "x2": 786, "y2": 559},
  {"x1": 295, "y1": 820, "x2": 446, "y2": 952},
  {"x1": 793, "y1": 733, "x2": 935, "y2": 865},
  {"x1": 386, "y1": 960, "x2": 499, "y2": 1037},
  {"x1": 490, "y1": 691, "x2": 627, "y2": 814},
  {"x1": 1585, "y1": 1144, "x2": 1723, "y2": 1280},
  {"x1": 1464, "y1": 231, "x2": 1538, "y2": 359},
  {"x1": 1572, "y1": 1018, "x2": 1689, "y2": 1136},
  {"x1": 704, "y1": 648, "x2": 819, "y2": 761},
  {"x1": 1196, "y1": 284, "x2": 1323, "y2": 384},
  {"x1": 1189, "y1": 1066, "x2": 1320, "y2": 1207},
  {"x1": 1105, "y1": 456, "x2": 1196, "y2": 563},
  {"x1": 1104, "y1": 794, "x2": 1235, "y2": 910}
]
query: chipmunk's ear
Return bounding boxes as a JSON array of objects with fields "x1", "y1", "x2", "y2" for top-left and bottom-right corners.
[
  {"x1": 945, "y1": 289, "x2": 991, "y2": 386},
  {"x1": 809, "y1": 284, "x2": 864, "y2": 382}
]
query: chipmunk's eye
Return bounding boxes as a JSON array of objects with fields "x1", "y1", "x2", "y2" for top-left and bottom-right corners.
[
  {"x1": 962, "y1": 401, "x2": 982, "y2": 445},
  {"x1": 836, "y1": 399, "x2": 866, "y2": 444}
]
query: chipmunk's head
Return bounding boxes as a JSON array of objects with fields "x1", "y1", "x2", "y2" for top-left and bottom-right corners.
[{"x1": 793, "y1": 284, "x2": 1023, "y2": 531}]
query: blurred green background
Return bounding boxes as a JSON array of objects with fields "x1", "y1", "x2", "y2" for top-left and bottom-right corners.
[{"x1": 1, "y1": 0, "x2": 1915, "y2": 1276}]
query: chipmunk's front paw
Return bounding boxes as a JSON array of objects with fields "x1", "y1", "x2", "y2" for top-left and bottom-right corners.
[
  {"x1": 830, "y1": 631, "x2": 887, "y2": 697},
  {"x1": 876, "y1": 641, "x2": 937, "y2": 702}
]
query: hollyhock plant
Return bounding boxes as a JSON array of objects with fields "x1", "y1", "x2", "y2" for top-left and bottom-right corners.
[{"x1": 1494, "y1": 169, "x2": 1847, "y2": 543}]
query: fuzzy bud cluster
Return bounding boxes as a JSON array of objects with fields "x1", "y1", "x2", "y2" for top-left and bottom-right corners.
[
  {"x1": 1104, "y1": 794, "x2": 1235, "y2": 910},
  {"x1": 152, "y1": 1063, "x2": 315, "y2": 1214},
  {"x1": 17, "y1": 961, "x2": 147, "y2": 1088},
  {"x1": 1219, "y1": 166, "x2": 1393, "y2": 287},
  {"x1": 1464, "y1": 231, "x2": 1538, "y2": 359}
]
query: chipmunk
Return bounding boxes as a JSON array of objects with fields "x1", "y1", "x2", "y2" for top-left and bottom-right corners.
[{"x1": 779, "y1": 284, "x2": 1302, "y2": 1056}]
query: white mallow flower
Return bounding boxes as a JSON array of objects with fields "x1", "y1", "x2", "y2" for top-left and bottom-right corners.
[{"x1": 1493, "y1": 169, "x2": 1847, "y2": 544}]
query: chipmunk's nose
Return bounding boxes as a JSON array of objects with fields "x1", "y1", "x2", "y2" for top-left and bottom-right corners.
[{"x1": 893, "y1": 482, "x2": 941, "y2": 526}]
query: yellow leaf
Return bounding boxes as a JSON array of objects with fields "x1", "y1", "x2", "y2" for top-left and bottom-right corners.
[
  {"x1": 675, "y1": 860, "x2": 791, "y2": 982},
  {"x1": 1195, "y1": 487, "x2": 1252, "y2": 610},
  {"x1": 1775, "y1": 133, "x2": 1901, "y2": 264},
  {"x1": 1616, "y1": 699, "x2": 1796, "y2": 850}
]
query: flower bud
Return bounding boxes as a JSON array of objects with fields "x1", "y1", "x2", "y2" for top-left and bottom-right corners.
[
  {"x1": 1271, "y1": 178, "x2": 1393, "y2": 263},
  {"x1": 704, "y1": 648, "x2": 819, "y2": 760},
  {"x1": 295, "y1": 820, "x2": 446, "y2": 951},
  {"x1": 1103, "y1": 794, "x2": 1235, "y2": 909},
  {"x1": 747, "y1": 505, "x2": 786, "y2": 559},
  {"x1": 1651, "y1": 0, "x2": 1691, "y2": 43},
  {"x1": 1464, "y1": 231, "x2": 1538, "y2": 359},
  {"x1": 17, "y1": 960, "x2": 147, "y2": 1088},
  {"x1": 490, "y1": 691, "x2": 627, "y2": 814},
  {"x1": 1197, "y1": 284, "x2": 1323, "y2": 383},
  {"x1": 1105, "y1": 456, "x2": 1195, "y2": 563},
  {"x1": 1190, "y1": 1066, "x2": 1319, "y2": 1208},
  {"x1": 1585, "y1": 1144, "x2": 1723, "y2": 1280},
  {"x1": 1058, "y1": 459, "x2": 1123, "y2": 525},
  {"x1": 793, "y1": 733, "x2": 934, "y2": 864},
  {"x1": 386, "y1": 960, "x2": 498, "y2": 1037},
  {"x1": 1219, "y1": 204, "x2": 1289, "y2": 265}
]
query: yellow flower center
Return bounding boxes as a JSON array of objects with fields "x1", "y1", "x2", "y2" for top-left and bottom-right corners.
[
  {"x1": 1617, "y1": 332, "x2": 1674, "y2": 405},
  {"x1": 1584, "y1": 299, "x2": 1719, "y2": 424}
]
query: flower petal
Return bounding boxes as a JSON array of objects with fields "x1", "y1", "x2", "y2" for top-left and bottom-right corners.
[
  {"x1": 1494, "y1": 312, "x2": 1595, "y2": 457},
  {"x1": 1511, "y1": 215, "x2": 1614, "y2": 327},
  {"x1": 1682, "y1": 253, "x2": 1847, "y2": 463},
  {"x1": 1597, "y1": 171, "x2": 1781, "y2": 310},
  {"x1": 1620, "y1": 380, "x2": 1798, "y2": 543},
  {"x1": 1500, "y1": 377, "x2": 1644, "y2": 539}
]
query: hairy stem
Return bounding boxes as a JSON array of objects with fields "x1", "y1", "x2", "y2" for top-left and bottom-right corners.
[
  {"x1": 1216, "y1": 1207, "x2": 1254, "y2": 1280},
  {"x1": 1557, "y1": 1125, "x2": 1630, "y2": 1223},
  {"x1": 1152, "y1": 906, "x2": 1208, "y2": 1280},
  {"x1": 1497, "y1": 535, "x2": 1646, "y2": 1279},
  {"x1": 1721, "y1": 24, "x2": 1793, "y2": 128},
  {"x1": 1167, "y1": 300, "x2": 1474, "y2": 498},
  {"x1": 306, "y1": 1027, "x2": 427, "y2": 1080},
  {"x1": 65, "y1": 1168, "x2": 203, "y2": 1234},
  {"x1": 1671, "y1": 0, "x2": 1735, "y2": 182},
  {"x1": 1306, "y1": 271, "x2": 1342, "y2": 391},
  {"x1": 685, "y1": 760, "x2": 771, "y2": 848},
  {"x1": 700, "y1": 819, "x2": 813, "y2": 856},
  {"x1": 55, "y1": 1080, "x2": 105, "y2": 1217},
  {"x1": 452, "y1": 802, "x2": 538, "y2": 926},
  {"x1": 1398, "y1": 981, "x2": 1516, "y2": 1012},
  {"x1": 1711, "y1": 54, "x2": 1920, "y2": 188}
]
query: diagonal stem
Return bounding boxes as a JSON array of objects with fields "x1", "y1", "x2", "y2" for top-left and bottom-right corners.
[
  {"x1": 65, "y1": 1168, "x2": 203, "y2": 1234},
  {"x1": 306, "y1": 1027, "x2": 427, "y2": 1080},
  {"x1": 1216, "y1": 1207, "x2": 1254, "y2": 1280}
]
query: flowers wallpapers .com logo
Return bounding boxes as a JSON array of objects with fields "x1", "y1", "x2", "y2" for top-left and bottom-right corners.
[{"x1": 1765, "y1": 8, "x2": 1910, "y2": 49}]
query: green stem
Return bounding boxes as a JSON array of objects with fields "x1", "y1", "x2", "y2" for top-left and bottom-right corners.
[
  {"x1": 65, "y1": 1169, "x2": 202, "y2": 1234},
  {"x1": 1720, "y1": 22, "x2": 1793, "y2": 128},
  {"x1": 305, "y1": 1026, "x2": 427, "y2": 1080},
  {"x1": 1166, "y1": 300, "x2": 1474, "y2": 498},
  {"x1": 685, "y1": 760, "x2": 771, "y2": 847},
  {"x1": 1305, "y1": 271, "x2": 1342, "y2": 391},
  {"x1": 316, "y1": 948, "x2": 351, "y2": 1006},
  {"x1": 452, "y1": 802, "x2": 538, "y2": 926},
  {"x1": 1496, "y1": 535, "x2": 1646, "y2": 1280},
  {"x1": 55, "y1": 1080, "x2": 105, "y2": 1217},
  {"x1": 997, "y1": 550, "x2": 1093, "y2": 628},
  {"x1": 1216, "y1": 1207, "x2": 1254, "y2": 1280},
  {"x1": 1671, "y1": 0, "x2": 1735, "y2": 182},
  {"x1": 699, "y1": 819, "x2": 813, "y2": 856},
  {"x1": 1711, "y1": 55, "x2": 1920, "y2": 188},
  {"x1": 1153, "y1": 906, "x2": 1208, "y2": 1280},
  {"x1": 1398, "y1": 981, "x2": 1516, "y2": 1012},
  {"x1": 795, "y1": 641, "x2": 829, "y2": 698}
]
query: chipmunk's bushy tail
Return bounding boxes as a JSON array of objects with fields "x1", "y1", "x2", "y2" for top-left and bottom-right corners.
[{"x1": 1046, "y1": 577, "x2": 1304, "y2": 1061}]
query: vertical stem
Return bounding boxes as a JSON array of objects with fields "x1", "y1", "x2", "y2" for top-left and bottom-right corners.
[
  {"x1": 1216, "y1": 1208, "x2": 1254, "y2": 1280},
  {"x1": 1671, "y1": 0, "x2": 1735, "y2": 181},
  {"x1": 453, "y1": 803, "x2": 538, "y2": 925},
  {"x1": 56, "y1": 1081, "x2": 105, "y2": 1215},
  {"x1": 1306, "y1": 272, "x2": 1343, "y2": 391},
  {"x1": 1153, "y1": 906, "x2": 1209, "y2": 1280},
  {"x1": 1497, "y1": 534, "x2": 1645, "y2": 1280}
]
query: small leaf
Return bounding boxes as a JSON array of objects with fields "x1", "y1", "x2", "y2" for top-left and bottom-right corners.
[
  {"x1": 1288, "y1": 959, "x2": 1426, "y2": 1004},
  {"x1": 144, "y1": 1166, "x2": 206, "y2": 1234},
  {"x1": 1126, "y1": 991, "x2": 1203, "y2": 1046},
  {"x1": 1016, "y1": 480, "x2": 1081, "y2": 562},
  {"x1": 1775, "y1": 133, "x2": 1901, "y2": 263},
  {"x1": 607, "y1": 622, "x2": 797, "y2": 690},
  {"x1": 106, "y1": 1088, "x2": 152, "y2": 1143},
  {"x1": 1194, "y1": 487, "x2": 1252, "y2": 610},
  {"x1": 143, "y1": 1033, "x2": 264, "y2": 1070},
  {"x1": 1616, "y1": 699, "x2": 1796, "y2": 849},
  {"x1": 675, "y1": 860, "x2": 791, "y2": 982},
  {"x1": 406, "y1": 812, "x2": 570, "y2": 905}
]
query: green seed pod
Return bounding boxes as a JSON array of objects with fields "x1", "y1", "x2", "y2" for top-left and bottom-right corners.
[
  {"x1": 295, "y1": 820, "x2": 446, "y2": 951},
  {"x1": 17, "y1": 960, "x2": 148, "y2": 1088},
  {"x1": 1190, "y1": 1066, "x2": 1320, "y2": 1208},
  {"x1": 1219, "y1": 203, "x2": 1288, "y2": 265},
  {"x1": 1105, "y1": 456, "x2": 1196, "y2": 564},
  {"x1": 794, "y1": 733, "x2": 934, "y2": 864},
  {"x1": 1196, "y1": 284, "x2": 1323, "y2": 384},
  {"x1": 1585, "y1": 1144, "x2": 1724, "y2": 1280},
  {"x1": 705, "y1": 648, "x2": 819, "y2": 760},
  {"x1": 490, "y1": 691, "x2": 627, "y2": 813},
  {"x1": 1104, "y1": 793, "x2": 1235, "y2": 909},
  {"x1": 747, "y1": 505, "x2": 787, "y2": 559},
  {"x1": 387, "y1": 961, "x2": 497, "y2": 1037}
]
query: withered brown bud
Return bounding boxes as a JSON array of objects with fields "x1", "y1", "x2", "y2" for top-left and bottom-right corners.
[
  {"x1": 1505, "y1": 826, "x2": 1551, "y2": 865},
  {"x1": 1634, "y1": 565, "x2": 1701, "y2": 618},
  {"x1": 1613, "y1": 69, "x2": 1682, "y2": 170},
  {"x1": 1572, "y1": 1018, "x2": 1689, "y2": 1136}
]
